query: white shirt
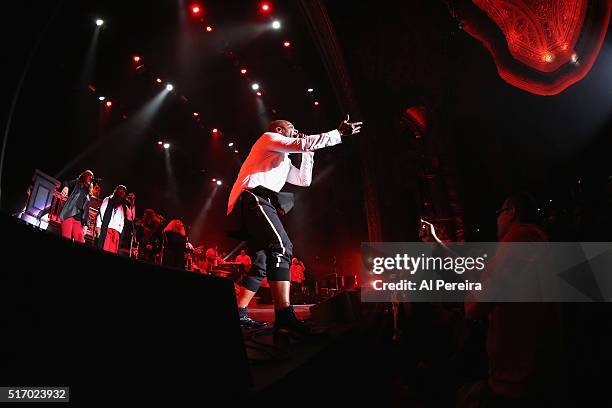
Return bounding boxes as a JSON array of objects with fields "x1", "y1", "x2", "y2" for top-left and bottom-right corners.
[
  {"x1": 227, "y1": 129, "x2": 342, "y2": 214},
  {"x1": 96, "y1": 196, "x2": 135, "y2": 233}
]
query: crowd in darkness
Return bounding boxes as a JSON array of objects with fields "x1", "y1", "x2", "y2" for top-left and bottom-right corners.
[
  {"x1": 541, "y1": 177, "x2": 612, "y2": 242},
  {"x1": 389, "y1": 177, "x2": 612, "y2": 407}
]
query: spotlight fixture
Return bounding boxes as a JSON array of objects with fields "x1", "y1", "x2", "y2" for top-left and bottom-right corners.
[
  {"x1": 234, "y1": 149, "x2": 239, "y2": 154},
  {"x1": 307, "y1": 88, "x2": 314, "y2": 93},
  {"x1": 314, "y1": 101, "x2": 320, "y2": 106},
  {"x1": 166, "y1": 84, "x2": 174, "y2": 91},
  {"x1": 206, "y1": 25, "x2": 213, "y2": 32},
  {"x1": 163, "y1": 143, "x2": 170, "y2": 149},
  {"x1": 157, "y1": 141, "x2": 163, "y2": 145},
  {"x1": 156, "y1": 78, "x2": 162, "y2": 83},
  {"x1": 193, "y1": 112, "x2": 199, "y2": 117},
  {"x1": 191, "y1": 4, "x2": 201, "y2": 15},
  {"x1": 228, "y1": 142, "x2": 234, "y2": 147},
  {"x1": 260, "y1": 2, "x2": 271, "y2": 12},
  {"x1": 272, "y1": 20, "x2": 281, "y2": 29},
  {"x1": 105, "y1": 101, "x2": 112, "y2": 107},
  {"x1": 256, "y1": 91, "x2": 262, "y2": 96},
  {"x1": 98, "y1": 96, "x2": 106, "y2": 101},
  {"x1": 283, "y1": 41, "x2": 291, "y2": 48},
  {"x1": 240, "y1": 68, "x2": 247, "y2": 75},
  {"x1": 212, "y1": 128, "x2": 219, "y2": 134},
  {"x1": 216, "y1": 180, "x2": 222, "y2": 186},
  {"x1": 95, "y1": 19, "x2": 104, "y2": 26},
  {"x1": 251, "y1": 83, "x2": 260, "y2": 91},
  {"x1": 133, "y1": 55, "x2": 141, "y2": 63},
  {"x1": 212, "y1": 178, "x2": 217, "y2": 182}
]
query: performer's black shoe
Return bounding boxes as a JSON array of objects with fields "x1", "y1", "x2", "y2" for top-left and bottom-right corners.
[
  {"x1": 274, "y1": 306, "x2": 326, "y2": 337},
  {"x1": 238, "y1": 307, "x2": 267, "y2": 329}
]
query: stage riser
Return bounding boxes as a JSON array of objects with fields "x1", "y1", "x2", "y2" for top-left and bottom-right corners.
[{"x1": 1, "y1": 213, "x2": 251, "y2": 401}]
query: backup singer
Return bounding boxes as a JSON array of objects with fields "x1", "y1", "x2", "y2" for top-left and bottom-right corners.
[
  {"x1": 227, "y1": 115, "x2": 362, "y2": 331},
  {"x1": 59, "y1": 170, "x2": 95, "y2": 243},
  {"x1": 162, "y1": 219, "x2": 187, "y2": 269},
  {"x1": 95, "y1": 185, "x2": 135, "y2": 254},
  {"x1": 135, "y1": 208, "x2": 163, "y2": 263}
]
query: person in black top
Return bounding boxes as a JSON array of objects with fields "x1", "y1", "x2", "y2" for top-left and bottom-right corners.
[
  {"x1": 59, "y1": 170, "x2": 94, "y2": 243},
  {"x1": 135, "y1": 209, "x2": 163, "y2": 264},
  {"x1": 162, "y1": 219, "x2": 187, "y2": 269}
]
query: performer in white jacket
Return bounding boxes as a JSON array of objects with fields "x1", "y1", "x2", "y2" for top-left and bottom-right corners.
[
  {"x1": 227, "y1": 115, "x2": 362, "y2": 331},
  {"x1": 96, "y1": 185, "x2": 136, "y2": 254}
]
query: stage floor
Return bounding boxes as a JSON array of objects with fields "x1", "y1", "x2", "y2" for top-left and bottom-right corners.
[{"x1": 247, "y1": 304, "x2": 312, "y2": 323}]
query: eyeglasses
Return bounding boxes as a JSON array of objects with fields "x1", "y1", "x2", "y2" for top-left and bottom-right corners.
[{"x1": 495, "y1": 207, "x2": 511, "y2": 216}]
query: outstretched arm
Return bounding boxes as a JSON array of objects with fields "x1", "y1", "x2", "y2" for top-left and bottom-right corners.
[
  {"x1": 262, "y1": 130, "x2": 342, "y2": 153},
  {"x1": 263, "y1": 114, "x2": 363, "y2": 154}
]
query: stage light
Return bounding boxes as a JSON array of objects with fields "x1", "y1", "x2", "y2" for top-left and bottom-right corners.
[
  {"x1": 234, "y1": 149, "x2": 239, "y2": 153},
  {"x1": 283, "y1": 41, "x2": 291, "y2": 48},
  {"x1": 166, "y1": 84, "x2": 174, "y2": 91},
  {"x1": 272, "y1": 20, "x2": 281, "y2": 29},
  {"x1": 212, "y1": 178, "x2": 216, "y2": 182},
  {"x1": 228, "y1": 142, "x2": 234, "y2": 147},
  {"x1": 314, "y1": 101, "x2": 320, "y2": 106},
  {"x1": 216, "y1": 180, "x2": 222, "y2": 185},
  {"x1": 261, "y1": 2, "x2": 271, "y2": 12},
  {"x1": 191, "y1": 4, "x2": 201, "y2": 15},
  {"x1": 157, "y1": 141, "x2": 163, "y2": 145},
  {"x1": 307, "y1": 88, "x2": 314, "y2": 92},
  {"x1": 133, "y1": 55, "x2": 141, "y2": 63},
  {"x1": 212, "y1": 128, "x2": 219, "y2": 134},
  {"x1": 98, "y1": 96, "x2": 106, "y2": 101},
  {"x1": 571, "y1": 53, "x2": 578, "y2": 63},
  {"x1": 256, "y1": 91, "x2": 262, "y2": 96},
  {"x1": 251, "y1": 83, "x2": 260, "y2": 90},
  {"x1": 240, "y1": 68, "x2": 247, "y2": 75},
  {"x1": 95, "y1": 19, "x2": 104, "y2": 26},
  {"x1": 193, "y1": 112, "x2": 199, "y2": 117},
  {"x1": 205, "y1": 25, "x2": 213, "y2": 32},
  {"x1": 156, "y1": 78, "x2": 162, "y2": 83},
  {"x1": 163, "y1": 143, "x2": 170, "y2": 149},
  {"x1": 543, "y1": 52, "x2": 554, "y2": 63},
  {"x1": 105, "y1": 101, "x2": 112, "y2": 107}
]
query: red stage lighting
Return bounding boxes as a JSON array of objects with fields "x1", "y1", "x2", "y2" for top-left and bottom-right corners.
[
  {"x1": 156, "y1": 78, "x2": 162, "y2": 83},
  {"x1": 260, "y1": 2, "x2": 271, "y2": 13},
  {"x1": 193, "y1": 112, "x2": 199, "y2": 117},
  {"x1": 283, "y1": 41, "x2": 291, "y2": 48},
  {"x1": 205, "y1": 25, "x2": 213, "y2": 32},
  {"x1": 133, "y1": 55, "x2": 141, "y2": 63},
  {"x1": 212, "y1": 128, "x2": 219, "y2": 134},
  {"x1": 313, "y1": 101, "x2": 320, "y2": 106},
  {"x1": 191, "y1": 4, "x2": 201, "y2": 15},
  {"x1": 240, "y1": 68, "x2": 247, "y2": 75},
  {"x1": 105, "y1": 101, "x2": 112, "y2": 107},
  {"x1": 256, "y1": 91, "x2": 262, "y2": 96}
]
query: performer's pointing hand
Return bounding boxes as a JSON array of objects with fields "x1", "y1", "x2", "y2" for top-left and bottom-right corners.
[{"x1": 337, "y1": 114, "x2": 363, "y2": 136}]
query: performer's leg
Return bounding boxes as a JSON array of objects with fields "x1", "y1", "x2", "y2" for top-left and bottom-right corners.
[
  {"x1": 237, "y1": 249, "x2": 266, "y2": 307},
  {"x1": 60, "y1": 217, "x2": 74, "y2": 240},
  {"x1": 73, "y1": 221, "x2": 85, "y2": 243},
  {"x1": 103, "y1": 228, "x2": 120, "y2": 253},
  {"x1": 236, "y1": 249, "x2": 267, "y2": 328},
  {"x1": 270, "y1": 281, "x2": 291, "y2": 309}
]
